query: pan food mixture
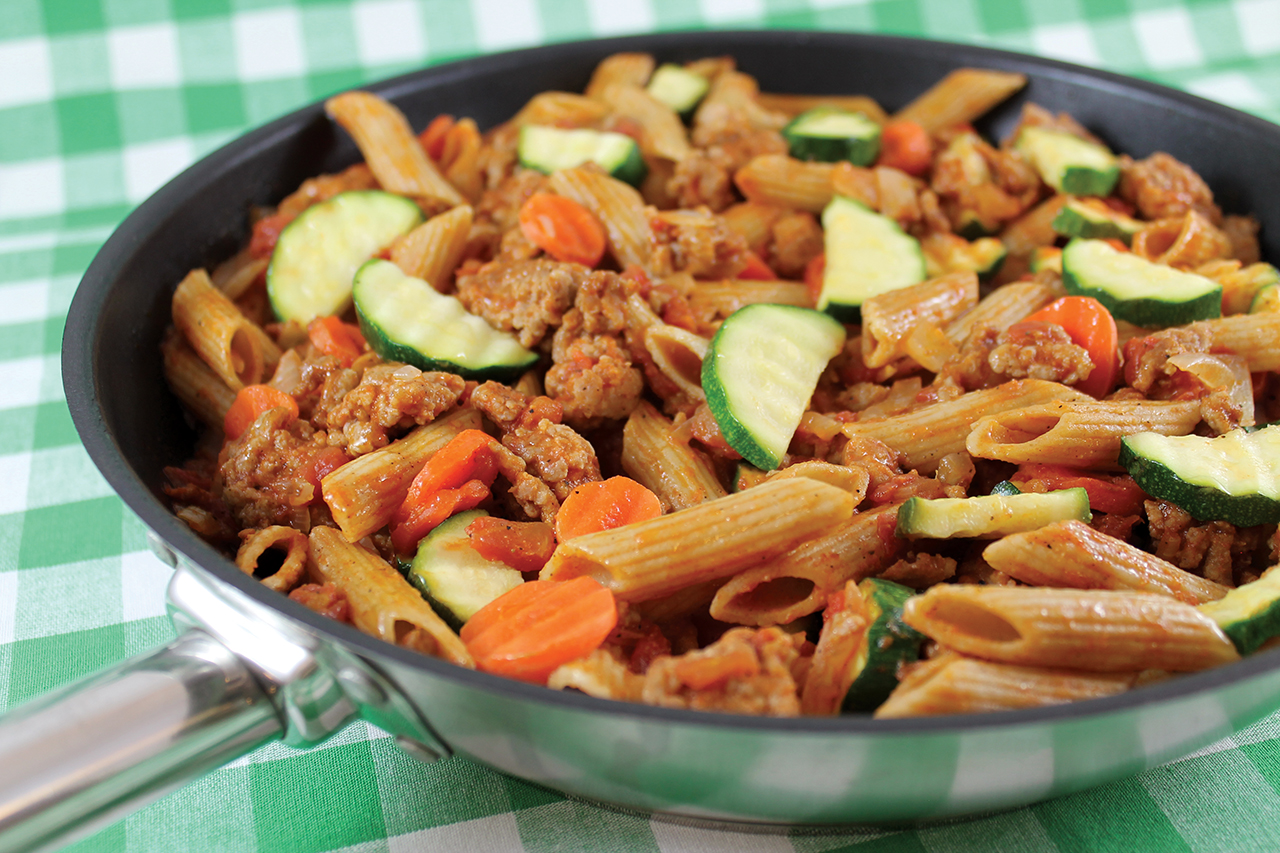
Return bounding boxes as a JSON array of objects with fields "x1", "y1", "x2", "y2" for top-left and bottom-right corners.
[{"x1": 163, "y1": 53, "x2": 1280, "y2": 718}]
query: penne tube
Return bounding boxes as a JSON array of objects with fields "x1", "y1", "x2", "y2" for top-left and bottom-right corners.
[
  {"x1": 600, "y1": 84, "x2": 691, "y2": 162},
  {"x1": 633, "y1": 578, "x2": 723, "y2": 624},
  {"x1": 308, "y1": 527, "x2": 471, "y2": 666},
  {"x1": 710, "y1": 504, "x2": 901, "y2": 626},
  {"x1": 719, "y1": 201, "x2": 787, "y2": 248},
  {"x1": 1203, "y1": 313, "x2": 1280, "y2": 371},
  {"x1": 966, "y1": 399, "x2": 1202, "y2": 467},
  {"x1": 861, "y1": 272, "x2": 979, "y2": 368},
  {"x1": 944, "y1": 281, "x2": 1057, "y2": 347},
  {"x1": 643, "y1": 323, "x2": 710, "y2": 401},
  {"x1": 687, "y1": 280, "x2": 812, "y2": 318},
  {"x1": 321, "y1": 408, "x2": 481, "y2": 541},
  {"x1": 172, "y1": 268, "x2": 279, "y2": 391},
  {"x1": 512, "y1": 91, "x2": 610, "y2": 127},
  {"x1": 734, "y1": 155, "x2": 835, "y2": 213},
  {"x1": 1001, "y1": 195, "x2": 1069, "y2": 260},
  {"x1": 441, "y1": 117, "x2": 483, "y2": 202},
  {"x1": 548, "y1": 166, "x2": 655, "y2": 272},
  {"x1": 874, "y1": 652, "x2": 1136, "y2": 718},
  {"x1": 841, "y1": 379, "x2": 1090, "y2": 474},
  {"x1": 902, "y1": 585, "x2": 1240, "y2": 672},
  {"x1": 892, "y1": 68, "x2": 1027, "y2": 133},
  {"x1": 585, "y1": 52, "x2": 655, "y2": 99},
  {"x1": 621, "y1": 401, "x2": 726, "y2": 512},
  {"x1": 161, "y1": 327, "x2": 237, "y2": 428},
  {"x1": 391, "y1": 204, "x2": 474, "y2": 292},
  {"x1": 983, "y1": 520, "x2": 1230, "y2": 605},
  {"x1": 757, "y1": 93, "x2": 888, "y2": 124},
  {"x1": 325, "y1": 91, "x2": 464, "y2": 206},
  {"x1": 236, "y1": 526, "x2": 308, "y2": 593},
  {"x1": 210, "y1": 247, "x2": 268, "y2": 300},
  {"x1": 540, "y1": 478, "x2": 855, "y2": 602}
]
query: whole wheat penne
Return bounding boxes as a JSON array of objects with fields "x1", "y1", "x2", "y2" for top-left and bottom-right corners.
[
  {"x1": 719, "y1": 201, "x2": 786, "y2": 248},
  {"x1": 710, "y1": 504, "x2": 901, "y2": 626},
  {"x1": 391, "y1": 204, "x2": 474, "y2": 292},
  {"x1": 643, "y1": 324, "x2": 710, "y2": 401},
  {"x1": 441, "y1": 117, "x2": 483, "y2": 202},
  {"x1": 800, "y1": 580, "x2": 870, "y2": 716},
  {"x1": 965, "y1": 399, "x2": 1202, "y2": 467},
  {"x1": 540, "y1": 478, "x2": 855, "y2": 602},
  {"x1": 874, "y1": 652, "x2": 1136, "y2": 718},
  {"x1": 841, "y1": 379, "x2": 1090, "y2": 473},
  {"x1": 172, "y1": 268, "x2": 278, "y2": 391},
  {"x1": 325, "y1": 91, "x2": 463, "y2": 206},
  {"x1": 633, "y1": 578, "x2": 724, "y2": 623},
  {"x1": 512, "y1": 91, "x2": 610, "y2": 127},
  {"x1": 309, "y1": 527, "x2": 472, "y2": 666},
  {"x1": 236, "y1": 526, "x2": 308, "y2": 593},
  {"x1": 767, "y1": 460, "x2": 869, "y2": 502},
  {"x1": 601, "y1": 83, "x2": 691, "y2": 162},
  {"x1": 983, "y1": 520, "x2": 1229, "y2": 605},
  {"x1": 161, "y1": 327, "x2": 236, "y2": 428},
  {"x1": 695, "y1": 70, "x2": 788, "y2": 132},
  {"x1": 321, "y1": 408, "x2": 481, "y2": 542},
  {"x1": 621, "y1": 400, "x2": 726, "y2": 512},
  {"x1": 210, "y1": 247, "x2": 268, "y2": 300},
  {"x1": 1001, "y1": 195, "x2": 1069, "y2": 259},
  {"x1": 585, "y1": 52, "x2": 655, "y2": 99},
  {"x1": 548, "y1": 166, "x2": 655, "y2": 272},
  {"x1": 687, "y1": 280, "x2": 812, "y2": 318},
  {"x1": 944, "y1": 281, "x2": 1057, "y2": 347},
  {"x1": 1203, "y1": 313, "x2": 1280, "y2": 371},
  {"x1": 892, "y1": 68, "x2": 1027, "y2": 133},
  {"x1": 757, "y1": 93, "x2": 888, "y2": 124},
  {"x1": 862, "y1": 272, "x2": 979, "y2": 368},
  {"x1": 902, "y1": 585, "x2": 1240, "y2": 672},
  {"x1": 734, "y1": 155, "x2": 835, "y2": 213}
]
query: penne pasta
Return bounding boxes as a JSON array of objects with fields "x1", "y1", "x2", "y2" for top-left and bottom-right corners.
[
  {"x1": 236, "y1": 526, "x2": 308, "y2": 593},
  {"x1": 548, "y1": 166, "x2": 655, "y2": 272},
  {"x1": 734, "y1": 155, "x2": 835, "y2": 213},
  {"x1": 757, "y1": 93, "x2": 888, "y2": 124},
  {"x1": 621, "y1": 401, "x2": 727, "y2": 512},
  {"x1": 585, "y1": 52, "x2": 655, "y2": 99},
  {"x1": 861, "y1": 272, "x2": 979, "y2": 368},
  {"x1": 892, "y1": 68, "x2": 1027, "y2": 133},
  {"x1": 687, "y1": 280, "x2": 812, "y2": 318},
  {"x1": 161, "y1": 326, "x2": 236, "y2": 428},
  {"x1": 944, "y1": 281, "x2": 1057, "y2": 347},
  {"x1": 172, "y1": 268, "x2": 279, "y2": 391},
  {"x1": 391, "y1": 204, "x2": 474, "y2": 292},
  {"x1": 600, "y1": 83, "x2": 691, "y2": 162}
]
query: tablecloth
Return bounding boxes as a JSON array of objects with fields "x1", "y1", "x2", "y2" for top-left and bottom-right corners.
[{"x1": 3, "y1": 0, "x2": 1280, "y2": 850}]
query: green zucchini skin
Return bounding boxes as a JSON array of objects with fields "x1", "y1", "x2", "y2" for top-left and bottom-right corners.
[
  {"x1": 1015, "y1": 126, "x2": 1119, "y2": 196},
  {"x1": 646, "y1": 64, "x2": 709, "y2": 118},
  {"x1": 701, "y1": 303, "x2": 846, "y2": 471},
  {"x1": 818, "y1": 195, "x2": 926, "y2": 322},
  {"x1": 517, "y1": 125, "x2": 647, "y2": 187},
  {"x1": 842, "y1": 578, "x2": 927, "y2": 713},
  {"x1": 895, "y1": 488, "x2": 1091, "y2": 539},
  {"x1": 782, "y1": 107, "x2": 881, "y2": 166},
  {"x1": 1061, "y1": 238, "x2": 1222, "y2": 327},
  {"x1": 1119, "y1": 427, "x2": 1280, "y2": 527},
  {"x1": 1199, "y1": 568, "x2": 1280, "y2": 655},
  {"x1": 408, "y1": 509, "x2": 524, "y2": 628},
  {"x1": 353, "y1": 259, "x2": 538, "y2": 381},
  {"x1": 267, "y1": 190, "x2": 424, "y2": 323},
  {"x1": 1052, "y1": 197, "x2": 1142, "y2": 244}
]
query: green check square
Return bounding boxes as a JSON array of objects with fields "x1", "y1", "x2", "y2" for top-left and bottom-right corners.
[
  {"x1": 182, "y1": 83, "x2": 247, "y2": 133},
  {"x1": 171, "y1": 0, "x2": 232, "y2": 19},
  {"x1": 32, "y1": 400, "x2": 79, "y2": 450},
  {"x1": 41, "y1": 0, "x2": 106, "y2": 34},
  {"x1": 250, "y1": 739, "x2": 388, "y2": 853},
  {"x1": 18, "y1": 495, "x2": 122, "y2": 568},
  {"x1": 124, "y1": 764, "x2": 257, "y2": 850},
  {"x1": 5, "y1": 622, "x2": 127, "y2": 706},
  {"x1": 1189, "y1": 5, "x2": 1246, "y2": 63},
  {"x1": 56, "y1": 93, "x2": 122, "y2": 154},
  {"x1": 1092, "y1": 18, "x2": 1145, "y2": 74},
  {"x1": 242, "y1": 78, "x2": 310, "y2": 125},
  {"x1": 0, "y1": 323, "x2": 46, "y2": 363},
  {"x1": 0, "y1": 248, "x2": 52, "y2": 283},
  {"x1": 0, "y1": 406, "x2": 37, "y2": 454},
  {"x1": 0, "y1": 0, "x2": 44, "y2": 39},
  {"x1": 64, "y1": 203, "x2": 133, "y2": 231},
  {"x1": 52, "y1": 239, "x2": 101, "y2": 275},
  {"x1": 370, "y1": 745, "x2": 518, "y2": 834},
  {"x1": 102, "y1": 0, "x2": 170, "y2": 27},
  {"x1": 62, "y1": 152, "x2": 127, "y2": 210},
  {"x1": 0, "y1": 104, "x2": 59, "y2": 162},
  {"x1": 872, "y1": 0, "x2": 926, "y2": 34},
  {"x1": 306, "y1": 69, "x2": 366, "y2": 101},
  {"x1": 977, "y1": 0, "x2": 1029, "y2": 32},
  {"x1": 177, "y1": 18, "x2": 237, "y2": 81},
  {"x1": 299, "y1": 4, "x2": 360, "y2": 71},
  {"x1": 1075, "y1": 0, "x2": 1117, "y2": 22},
  {"x1": 0, "y1": 513, "x2": 23, "y2": 572},
  {"x1": 116, "y1": 89, "x2": 186, "y2": 144},
  {"x1": 48, "y1": 33, "x2": 112, "y2": 97},
  {"x1": 62, "y1": 821, "x2": 125, "y2": 853}
]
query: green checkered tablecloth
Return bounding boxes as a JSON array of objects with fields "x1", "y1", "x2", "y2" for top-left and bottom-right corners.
[{"x1": 4, "y1": 0, "x2": 1280, "y2": 851}]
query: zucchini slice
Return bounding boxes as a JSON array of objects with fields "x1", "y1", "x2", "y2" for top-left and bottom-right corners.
[
  {"x1": 702, "y1": 303, "x2": 846, "y2": 471},
  {"x1": 1253, "y1": 284, "x2": 1280, "y2": 314},
  {"x1": 1119, "y1": 426, "x2": 1280, "y2": 527},
  {"x1": 782, "y1": 107, "x2": 881, "y2": 166},
  {"x1": 1015, "y1": 126, "x2": 1119, "y2": 196},
  {"x1": 517, "y1": 125, "x2": 647, "y2": 187},
  {"x1": 895, "y1": 488, "x2": 1091, "y2": 539},
  {"x1": 843, "y1": 578, "x2": 927, "y2": 713},
  {"x1": 989, "y1": 480, "x2": 1022, "y2": 496},
  {"x1": 267, "y1": 190, "x2": 424, "y2": 323},
  {"x1": 1052, "y1": 197, "x2": 1143, "y2": 244},
  {"x1": 922, "y1": 233, "x2": 1007, "y2": 282},
  {"x1": 1062, "y1": 238, "x2": 1222, "y2": 327},
  {"x1": 1198, "y1": 567, "x2": 1280, "y2": 655},
  {"x1": 409, "y1": 509, "x2": 525, "y2": 628},
  {"x1": 646, "y1": 64, "x2": 709, "y2": 118},
  {"x1": 1030, "y1": 246, "x2": 1062, "y2": 274},
  {"x1": 818, "y1": 195, "x2": 926, "y2": 321},
  {"x1": 353, "y1": 258, "x2": 538, "y2": 380},
  {"x1": 1219, "y1": 262, "x2": 1280, "y2": 314}
]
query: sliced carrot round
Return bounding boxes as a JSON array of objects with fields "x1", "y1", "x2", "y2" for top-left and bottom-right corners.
[
  {"x1": 223, "y1": 384, "x2": 299, "y2": 440},
  {"x1": 555, "y1": 476, "x2": 663, "y2": 541},
  {"x1": 518, "y1": 192, "x2": 607, "y2": 267},
  {"x1": 1022, "y1": 296, "x2": 1119, "y2": 398}
]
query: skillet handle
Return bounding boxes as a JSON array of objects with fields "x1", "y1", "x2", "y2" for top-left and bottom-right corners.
[{"x1": 0, "y1": 630, "x2": 282, "y2": 853}]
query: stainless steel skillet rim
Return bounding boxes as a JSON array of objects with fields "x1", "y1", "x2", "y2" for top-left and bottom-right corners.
[{"x1": 62, "y1": 28, "x2": 1280, "y2": 739}]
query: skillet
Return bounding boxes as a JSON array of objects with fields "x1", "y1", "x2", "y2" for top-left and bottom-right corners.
[{"x1": 3, "y1": 28, "x2": 1280, "y2": 853}]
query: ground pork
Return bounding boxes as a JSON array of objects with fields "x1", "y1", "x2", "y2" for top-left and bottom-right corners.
[
  {"x1": 288, "y1": 583, "x2": 353, "y2": 623},
  {"x1": 1145, "y1": 499, "x2": 1274, "y2": 587},
  {"x1": 640, "y1": 627, "x2": 804, "y2": 716},
  {"x1": 1119, "y1": 152, "x2": 1222, "y2": 225},
  {"x1": 218, "y1": 408, "x2": 337, "y2": 531},
  {"x1": 649, "y1": 209, "x2": 751, "y2": 279},
  {"x1": 1123, "y1": 325, "x2": 1214, "y2": 394},
  {"x1": 470, "y1": 381, "x2": 602, "y2": 500},
  {"x1": 316, "y1": 364, "x2": 465, "y2": 456},
  {"x1": 987, "y1": 321, "x2": 1094, "y2": 386},
  {"x1": 668, "y1": 131, "x2": 787, "y2": 211},
  {"x1": 455, "y1": 258, "x2": 586, "y2": 348},
  {"x1": 766, "y1": 211, "x2": 823, "y2": 279},
  {"x1": 878, "y1": 553, "x2": 958, "y2": 589}
]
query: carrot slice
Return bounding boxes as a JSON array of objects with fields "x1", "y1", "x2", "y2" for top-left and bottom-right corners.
[
  {"x1": 1012, "y1": 463, "x2": 1148, "y2": 516},
  {"x1": 555, "y1": 476, "x2": 663, "y2": 541},
  {"x1": 461, "y1": 577, "x2": 618, "y2": 683},
  {"x1": 803, "y1": 252, "x2": 825, "y2": 305},
  {"x1": 307, "y1": 315, "x2": 366, "y2": 366},
  {"x1": 737, "y1": 250, "x2": 777, "y2": 281},
  {"x1": 876, "y1": 120, "x2": 932, "y2": 176},
  {"x1": 223, "y1": 384, "x2": 299, "y2": 440},
  {"x1": 1021, "y1": 296, "x2": 1119, "y2": 398},
  {"x1": 518, "y1": 192, "x2": 607, "y2": 267},
  {"x1": 390, "y1": 429, "x2": 499, "y2": 552},
  {"x1": 418, "y1": 114, "x2": 455, "y2": 161},
  {"x1": 391, "y1": 480, "x2": 491, "y2": 554},
  {"x1": 466, "y1": 516, "x2": 558, "y2": 573}
]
